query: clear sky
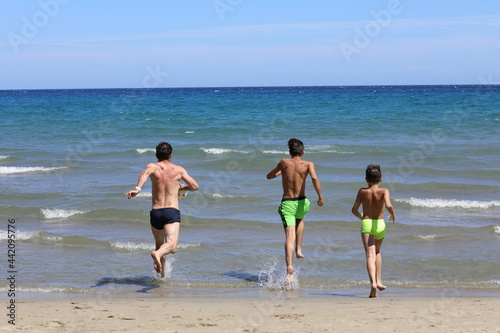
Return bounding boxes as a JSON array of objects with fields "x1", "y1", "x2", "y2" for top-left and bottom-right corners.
[{"x1": 1, "y1": 0, "x2": 499, "y2": 89}]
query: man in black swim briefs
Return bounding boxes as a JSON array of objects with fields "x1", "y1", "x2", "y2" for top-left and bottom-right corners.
[{"x1": 127, "y1": 142, "x2": 199, "y2": 277}]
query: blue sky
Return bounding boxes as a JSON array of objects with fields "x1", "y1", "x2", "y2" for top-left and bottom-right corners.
[{"x1": 1, "y1": 0, "x2": 499, "y2": 89}]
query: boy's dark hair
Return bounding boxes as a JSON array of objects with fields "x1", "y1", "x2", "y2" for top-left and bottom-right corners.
[
  {"x1": 366, "y1": 164, "x2": 382, "y2": 183},
  {"x1": 288, "y1": 138, "x2": 304, "y2": 157},
  {"x1": 156, "y1": 142, "x2": 172, "y2": 161}
]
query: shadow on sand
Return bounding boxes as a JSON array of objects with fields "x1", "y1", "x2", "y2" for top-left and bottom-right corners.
[{"x1": 93, "y1": 276, "x2": 161, "y2": 293}]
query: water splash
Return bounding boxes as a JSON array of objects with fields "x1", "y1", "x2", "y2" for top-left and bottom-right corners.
[
  {"x1": 153, "y1": 256, "x2": 175, "y2": 280},
  {"x1": 258, "y1": 259, "x2": 299, "y2": 290}
]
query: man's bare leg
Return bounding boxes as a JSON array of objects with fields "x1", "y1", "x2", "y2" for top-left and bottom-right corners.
[
  {"x1": 361, "y1": 233, "x2": 378, "y2": 298},
  {"x1": 151, "y1": 222, "x2": 180, "y2": 277},
  {"x1": 375, "y1": 238, "x2": 386, "y2": 291},
  {"x1": 284, "y1": 226, "x2": 296, "y2": 283},
  {"x1": 295, "y1": 219, "x2": 305, "y2": 258}
]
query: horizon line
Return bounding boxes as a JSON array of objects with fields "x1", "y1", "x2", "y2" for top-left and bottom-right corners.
[{"x1": 2, "y1": 83, "x2": 499, "y2": 92}]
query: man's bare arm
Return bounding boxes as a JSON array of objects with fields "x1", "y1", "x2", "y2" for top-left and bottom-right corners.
[
  {"x1": 180, "y1": 168, "x2": 199, "y2": 191},
  {"x1": 384, "y1": 189, "x2": 396, "y2": 223},
  {"x1": 308, "y1": 162, "x2": 324, "y2": 206},
  {"x1": 127, "y1": 163, "x2": 155, "y2": 199}
]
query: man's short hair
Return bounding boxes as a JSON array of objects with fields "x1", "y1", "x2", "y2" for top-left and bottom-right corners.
[
  {"x1": 366, "y1": 164, "x2": 382, "y2": 182},
  {"x1": 156, "y1": 142, "x2": 172, "y2": 161},
  {"x1": 288, "y1": 138, "x2": 304, "y2": 157}
]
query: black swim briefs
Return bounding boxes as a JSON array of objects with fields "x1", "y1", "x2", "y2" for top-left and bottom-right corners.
[{"x1": 149, "y1": 208, "x2": 181, "y2": 230}]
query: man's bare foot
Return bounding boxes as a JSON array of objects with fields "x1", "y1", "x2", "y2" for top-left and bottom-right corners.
[
  {"x1": 296, "y1": 250, "x2": 305, "y2": 259},
  {"x1": 377, "y1": 284, "x2": 387, "y2": 291},
  {"x1": 369, "y1": 287, "x2": 377, "y2": 298},
  {"x1": 285, "y1": 266, "x2": 294, "y2": 284},
  {"x1": 151, "y1": 251, "x2": 162, "y2": 273}
]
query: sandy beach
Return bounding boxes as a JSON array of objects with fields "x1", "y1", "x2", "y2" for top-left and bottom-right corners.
[{"x1": 2, "y1": 296, "x2": 499, "y2": 332}]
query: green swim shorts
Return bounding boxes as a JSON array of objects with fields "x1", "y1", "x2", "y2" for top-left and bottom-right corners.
[
  {"x1": 361, "y1": 219, "x2": 386, "y2": 240},
  {"x1": 278, "y1": 196, "x2": 310, "y2": 228}
]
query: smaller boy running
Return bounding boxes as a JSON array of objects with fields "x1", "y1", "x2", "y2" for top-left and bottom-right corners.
[
  {"x1": 351, "y1": 164, "x2": 395, "y2": 298},
  {"x1": 267, "y1": 138, "x2": 325, "y2": 283}
]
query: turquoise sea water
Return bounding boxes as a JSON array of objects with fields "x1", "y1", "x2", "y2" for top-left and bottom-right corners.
[{"x1": 0, "y1": 85, "x2": 499, "y2": 298}]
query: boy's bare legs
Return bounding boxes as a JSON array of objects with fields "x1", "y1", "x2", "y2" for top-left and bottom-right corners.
[
  {"x1": 361, "y1": 233, "x2": 378, "y2": 297},
  {"x1": 375, "y1": 238, "x2": 386, "y2": 291},
  {"x1": 284, "y1": 226, "x2": 296, "y2": 283},
  {"x1": 151, "y1": 222, "x2": 179, "y2": 277},
  {"x1": 295, "y1": 219, "x2": 305, "y2": 258}
]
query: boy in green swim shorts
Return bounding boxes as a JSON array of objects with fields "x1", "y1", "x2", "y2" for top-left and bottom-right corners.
[
  {"x1": 352, "y1": 164, "x2": 395, "y2": 298},
  {"x1": 267, "y1": 138, "x2": 325, "y2": 284}
]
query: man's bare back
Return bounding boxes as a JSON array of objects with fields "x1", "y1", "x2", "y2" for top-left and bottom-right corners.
[
  {"x1": 127, "y1": 160, "x2": 197, "y2": 209},
  {"x1": 148, "y1": 161, "x2": 185, "y2": 209}
]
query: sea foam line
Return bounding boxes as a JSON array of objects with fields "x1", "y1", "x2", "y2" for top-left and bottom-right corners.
[
  {"x1": 201, "y1": 148, "x2": 252, "y2": 155},
  {"x1": 0, "y1": 166, "x2": 67, "y2": 175},
  {"x1": 395, "y1": 197, "x2": 500, "y2": 209},
  {"x1": 111, "y1": 241, "x2": 201, "y2": 251},
  {"x1": 0, "y1": 230, "x2": 61, "y2": 241},
  {"x1": 136, "y1": 148, "x2": 155, "y2": 154},
  {"x1": 0, "y1": 155, "x2": 10, "y2": 160},
  {"x1": 41, "y1": 208, "x2": 88, "y2": 219}
]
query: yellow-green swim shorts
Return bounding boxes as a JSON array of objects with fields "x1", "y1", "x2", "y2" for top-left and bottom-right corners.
[
  {"x1": 361, "y1": 219, "x2": 386, "y2": 240},
  {"x1": 278, "y1": 196, "x2": 310, "y2": 228}
]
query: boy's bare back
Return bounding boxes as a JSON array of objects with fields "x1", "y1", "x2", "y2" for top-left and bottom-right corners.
[
  {"x1": 356, "y1": 186, "x2": 391, "y2": 220},
  {"x1": 278, "y1": 158, "x2": 312, "y2": 199}
]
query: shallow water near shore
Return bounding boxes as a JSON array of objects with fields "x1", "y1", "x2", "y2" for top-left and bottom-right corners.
[{"x1": 1, "y1": 85, "x2": 499, "y2": 298}]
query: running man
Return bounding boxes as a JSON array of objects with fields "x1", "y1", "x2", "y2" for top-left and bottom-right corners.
[
  {"x1": 266, "y1": 138, "x2": 325, "y2": 283},
  {"x1": 127, "y1": 142, "x2": 199, "y2": 277},
  {"x1": 351, "y1": 164, "x2": 395, "y2": 298}
]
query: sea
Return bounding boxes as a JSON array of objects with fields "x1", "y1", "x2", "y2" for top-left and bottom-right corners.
[{"x1": 0, "y1": 85, "x2": 499, "y2": 299}]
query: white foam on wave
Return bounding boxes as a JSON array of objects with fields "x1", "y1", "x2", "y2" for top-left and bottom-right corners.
[
  {"x1": 185, "y1": 131, "x2": 195, "y2": 134},
  {"x1": 395, "y1": 197, "x2": 500, "y2": 209},
  {"x1": 0, "y1": 155, "x2": 10, "y2": 160},
  {"x1": 136, "y1": 192, "x2": 152, "y2": 198},
  {"x1": 0, "y1": 230, "x2": 33, "y2": 240},
  {"x1": 494, "y1": 226, "x2": 500, "y2": 235},
  {"x1": 41, "y1": 208, "x2": 88, "y2": 219},
  {"x1": 202, "y1": 148, "x2": 251, "y2": 155},
  {"x1": 111, "y1": 241, "x2": 201, "y2": 251},
  {"x1": 263, "y1": 150, "x2": 288, "y2": 154},
  {"x1": 415, "y1": 234, "x2": 441, "y2": 240},
  {"x1": 212, "y1": 193, "x2": 249, "y2": 199},
  {"x1": 0, "y1": 230, "x2": 61, "y2": 241},
  {"x1": 0, "y1": 166, "x2": 67, "y2": 175},
  {"x1": 111, "y1": 241, "x2": 151, "y2": 251},
  {"x1": 136, "y1": 148, "x2": 155, "y2": 154}
]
